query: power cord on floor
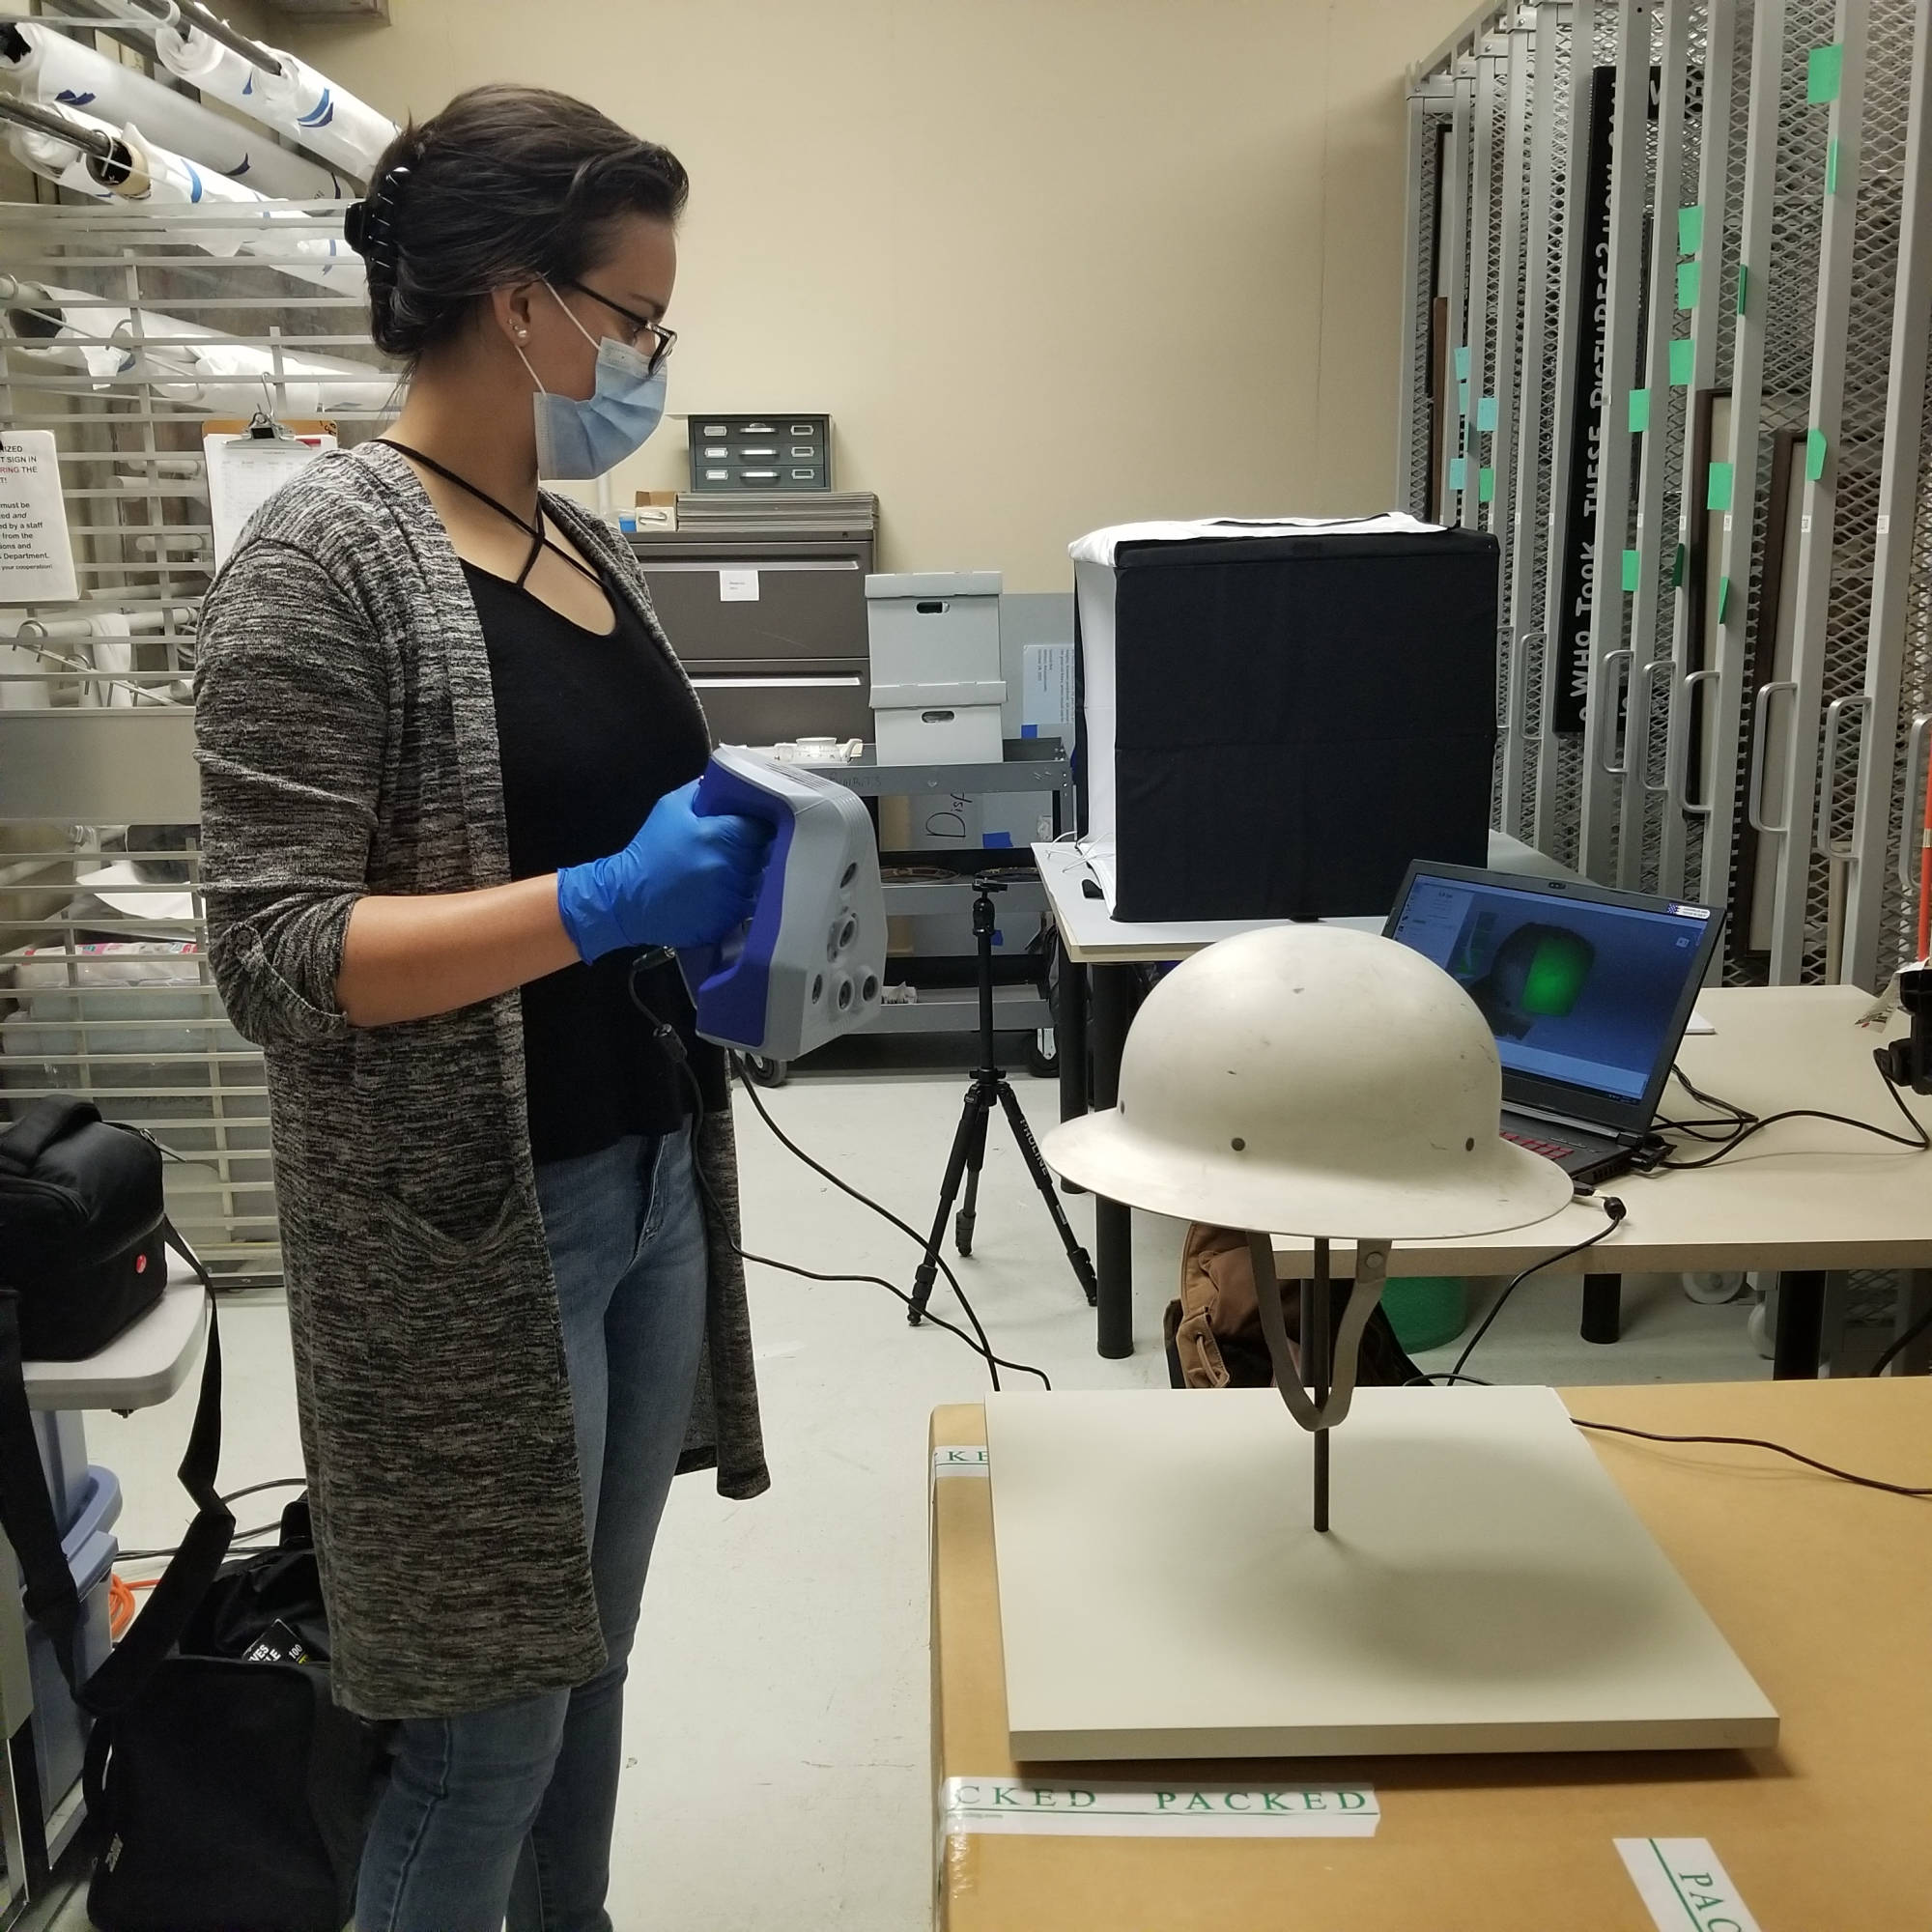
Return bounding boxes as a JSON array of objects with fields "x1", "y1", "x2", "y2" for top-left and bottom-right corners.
[
  {"x1": 628, "y1": 961, "x2": 1049, "y2": 1391},
  {"x1": 112, "y1": 1478, "x2": 308, "y2": 1567},
  {"x1": 723, "y1": 1058, "x2": 1051, "y2": 1391}
]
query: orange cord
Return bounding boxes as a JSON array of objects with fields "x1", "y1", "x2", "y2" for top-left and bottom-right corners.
[{"x1": 107, "y1": 1574, "x2": 160, "y2": 1640}]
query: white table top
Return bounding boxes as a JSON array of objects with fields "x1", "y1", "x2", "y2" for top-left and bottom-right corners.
[
  {"x1": 1267, "y1": 984, "x2": 1932, "y2": 1279},
  {"x1": 22, "y1": 1252, "x2": 208, "y2": 1412},
  {"x1": 1033, "y1": 834, "x2": 1571, "y2": 963}
]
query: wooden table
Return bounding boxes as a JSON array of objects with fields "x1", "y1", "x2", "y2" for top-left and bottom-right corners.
[
  {"x1": 1269, "y1": 984, "x2": 1932, "y2": 1378},
  {"x1": 1036, "y1": 836, "x2": 1573, "y2": 1356},
  {"x1": 929, "y1": 1379, "x2": 1932, "y2": 1929}
]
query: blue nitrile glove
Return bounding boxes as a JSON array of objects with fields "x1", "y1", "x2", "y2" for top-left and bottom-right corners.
[{"x1": 555, "y1": 780, "x2": 774, "y2": 962}]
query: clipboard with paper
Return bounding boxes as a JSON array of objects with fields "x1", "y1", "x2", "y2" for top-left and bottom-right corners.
[{"x1": 203, "y1": 413, "x2": 337, "y2": 569}]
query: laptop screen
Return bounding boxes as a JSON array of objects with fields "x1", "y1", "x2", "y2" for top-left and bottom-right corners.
[{"x1": 1386, "y1": 869, "x2": 1717, "y2": 1116}]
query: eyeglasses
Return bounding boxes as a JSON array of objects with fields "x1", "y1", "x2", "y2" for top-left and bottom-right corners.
[{"x1": 559, "y1": 278, "x2": 677, "y2": 377}]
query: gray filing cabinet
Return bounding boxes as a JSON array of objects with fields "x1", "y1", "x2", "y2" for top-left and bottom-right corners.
[{"x1": 628, "y1": 494, "x2": 877, "y2": 745}]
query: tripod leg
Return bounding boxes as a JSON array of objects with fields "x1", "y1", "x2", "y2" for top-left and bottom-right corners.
[
  {"x1": 910, "y1": 1086, "x2": 986, "y2": 1326},
  {"x1": 955, "y1": 1090, "x2": 991, "y2": 1257},
  {"x1": 996, "y1": 1077, "x2": 1100, "y2": 1307}
]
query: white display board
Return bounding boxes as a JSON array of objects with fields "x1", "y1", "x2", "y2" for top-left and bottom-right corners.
[{"x1": 984, "y1": 1386, "x2": 1778, "y2": 1761}]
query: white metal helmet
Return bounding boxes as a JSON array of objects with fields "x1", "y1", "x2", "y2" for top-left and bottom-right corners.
[{"x1": 1042, "y1": 924, "x2": 1573, "y2": 1239}]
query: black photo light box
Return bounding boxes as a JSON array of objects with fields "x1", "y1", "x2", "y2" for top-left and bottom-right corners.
[{"x1": 1074, "y1": 526, "x2": 1501, "y2": 921}]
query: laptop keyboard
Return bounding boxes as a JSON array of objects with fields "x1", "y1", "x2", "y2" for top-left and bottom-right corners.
[{"x1": 1503, "y1": 1128, "x2": 1578, "y2": 1161}]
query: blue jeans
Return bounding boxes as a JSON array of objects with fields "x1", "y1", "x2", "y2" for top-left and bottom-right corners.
[{"x1": 355, "y1": 1125, "x2": 709, "y2": 1932}]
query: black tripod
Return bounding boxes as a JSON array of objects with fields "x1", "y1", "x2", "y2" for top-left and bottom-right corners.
[{"x1": 908, "y1": 881, "x2": 1098, "y2": 1325}]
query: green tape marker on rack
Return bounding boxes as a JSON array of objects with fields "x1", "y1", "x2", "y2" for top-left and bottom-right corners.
[
  {"x1": 1719, "y1": 576, "x2": 1731, "y2": 623},
  {"x1": 1677, "y1": 204, "x2": 1704, "y2": 255},
  {"x1": 1827, "y1": 138, "x2": 1840, "y2": 196},
  {"x1": 1806, "y1": 429, "x2": 1828, "y2": 481},
  {"x1": 1449, "y1": 457, "x2": 1467, "y2": 489},
  {"x1": 1807, "y1": 43, "x2": 1843, "y2": 103},
  {"x1": 1459, "y1": 380, "x2": 1470, "y2": 413},
  {"x1": 1669, "y1": 338, "x2": 1695, "y2": 386},
  {"x1": 1706, "y1": 461, "x2": 1734, "y2": 511},
  {"x1": 1455, "y1": 346, "x2": 1471, "y2": 380},
  {"x1": 1477, "y1": 396, "x2": 1498, "y2": 432},
  {"x1": 1479, "y1": 466, "x2": 1495, "y2": 503},
  {"x1": 1737, "y1": 263, "x2": 1749, "y2": 315},
  {"x1": 1628, "y1": 388, "x2": 1651, "y2": 433},
  {"x1": 1677, "y1": 261, "x2": 1699, "y2": 310},
  {"x1": 1672, "y1": 543, "x2": 1687, "y2": 590},
  {"x1": 1622, "y1": 549, "x2": 1641, "y2": 593}
]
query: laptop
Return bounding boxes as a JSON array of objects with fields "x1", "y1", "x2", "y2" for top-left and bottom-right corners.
[{"x1": 1384, "y1": 862, "x2": 1727, "y2": 1184}]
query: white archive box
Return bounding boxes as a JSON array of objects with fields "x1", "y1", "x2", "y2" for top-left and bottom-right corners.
[
  {"x1": 873, "y1": 691, "x2": 1006, "y2": 766},
  {"x1": 867, "y1": 570, "x2": 1007, "y2": 766}
]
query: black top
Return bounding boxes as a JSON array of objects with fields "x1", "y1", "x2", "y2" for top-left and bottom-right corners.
[{"x1": 467, "y1": 560, "x2": 728, "y2": 1163}]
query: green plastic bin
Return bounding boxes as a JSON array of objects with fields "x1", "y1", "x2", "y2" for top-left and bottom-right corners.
[{"x1": 1381, "y1": 1275, "x2": 1469, "y2": 1353}]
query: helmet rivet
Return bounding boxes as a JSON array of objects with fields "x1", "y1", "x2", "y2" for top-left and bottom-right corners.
[
  {"x1": 1465, "y1": 1137, "x2": 1475, "y2": 1151},
  {"x1": 1231, "y1": 1137, "x2": 1246, "y2": 1152}
]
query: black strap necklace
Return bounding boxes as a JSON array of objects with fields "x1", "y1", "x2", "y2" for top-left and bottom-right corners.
[{"x1": 376, "y1": 437, "x2": 602, "y2": 592}]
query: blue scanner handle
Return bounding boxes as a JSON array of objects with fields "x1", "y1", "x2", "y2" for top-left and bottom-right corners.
[{"x1": 677, "y1": 755, "x2": 795, "y2": 1009}]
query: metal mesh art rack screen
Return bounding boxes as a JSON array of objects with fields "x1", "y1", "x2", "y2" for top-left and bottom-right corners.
[
  {"x1": 1402, "y1": 0, "x2": 1932, "y2": 991},
  {"x1": 0, "y1": 194, "x2": 393, "y2": 1283}
]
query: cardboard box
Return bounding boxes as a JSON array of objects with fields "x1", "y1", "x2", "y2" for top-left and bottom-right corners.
[
  {"x1": 929, "y1": 1379, "x2": 1932, "y2": 1928},
  {"x1": 629, "y1": 490, "x2": 679, "y2": 532}
]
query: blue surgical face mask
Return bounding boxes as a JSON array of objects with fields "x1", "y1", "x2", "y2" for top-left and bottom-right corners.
[{"x1": 516, "y1": 282, "x2": 668, "y2": 480}]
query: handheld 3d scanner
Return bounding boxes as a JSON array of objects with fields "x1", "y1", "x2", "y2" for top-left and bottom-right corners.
[{"x1": 678, "y1": 748, "x2": 888, "y2": 1061}]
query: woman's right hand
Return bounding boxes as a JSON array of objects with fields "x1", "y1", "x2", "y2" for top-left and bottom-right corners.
[{"x1": 556, "y1": 780, "x2": 774, "y2": 961}]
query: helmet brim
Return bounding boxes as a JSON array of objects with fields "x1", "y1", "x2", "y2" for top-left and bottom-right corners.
[{"x1": 1040, "y1": 1107, "x2": 1576, "y2": 1241}]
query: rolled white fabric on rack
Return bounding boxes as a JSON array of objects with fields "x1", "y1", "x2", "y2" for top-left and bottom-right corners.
[
  {"x1": 0, "y1": 278, "x2": 396, "y2": 414},
  {"x1": 105, "y1": 310, "x2": 395, "y2": 414},
  {"x1": 3, "y1": 108, "x2": 363, "y2": 296},
  {"x1": 4, "y1": 118, "x2": 97, "y2": 195},
  {"x1": 85, "y1": 612, "x2": 135, "y2": 710},
  {"x1": 155, "y1": 26, "x2": 395, "y2": 180},
  {"x1": 0, "y1": 21, "x2": 348, "y2": 200}
]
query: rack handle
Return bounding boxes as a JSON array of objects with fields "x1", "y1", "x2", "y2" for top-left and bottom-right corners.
[
  {"x1": 1815, "y1": 694, "x2": 1870, "y2": 860},
  {"x1": 1514, "y1": 630, "x2": 1545, "y2": 735},
  {"x1": 1898, "y1": 714, "x2": 1932, "y2": 891},
  {"x1": 1747, "y1": 680, "x2": 1799, "y2": 835},
  {"x1": 1635, "y1": 659, "x2": 1675, "y2": 795},
  {"x1": 1679, "y1": 668, "x2": 1719, "y2": 817},
  {"x1": 1596, "y1": 649, "x2": 1634, "y2": 775}
]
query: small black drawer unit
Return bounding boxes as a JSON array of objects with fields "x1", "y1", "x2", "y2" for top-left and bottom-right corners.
[{"x1": 689, "y1": 413, "x2": 832, "y2": 492}]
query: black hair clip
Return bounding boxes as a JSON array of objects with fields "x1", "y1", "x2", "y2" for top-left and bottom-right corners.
[{"x1": 344, "y1": 161, "x2": 412, "y2": 281}]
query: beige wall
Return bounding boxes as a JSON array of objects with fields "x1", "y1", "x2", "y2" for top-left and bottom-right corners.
[{"x1": 278, "y1": 0, "x2": 1475, "y2": 588}]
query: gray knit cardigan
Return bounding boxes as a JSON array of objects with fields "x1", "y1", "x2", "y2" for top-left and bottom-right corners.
[{"x1": 193, "y1": 440, "x2": 768, "y2": 1719}]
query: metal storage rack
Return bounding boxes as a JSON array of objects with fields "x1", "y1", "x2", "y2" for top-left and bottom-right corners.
[
  {"x1": 0, "y1": 190, "x2": 388, "y2": 1292},
  {"x1": 1401, "y1": 0, "x2": 1932, "y2": 991}
]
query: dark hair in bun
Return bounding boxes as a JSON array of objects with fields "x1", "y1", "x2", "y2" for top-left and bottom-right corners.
[{"x1": 346, "y1": 84, "x2": 688, "y2": 366}]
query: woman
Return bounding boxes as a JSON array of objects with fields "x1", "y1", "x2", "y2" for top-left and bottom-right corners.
[{"x1": 194, "y1": 85, "x2": 772, "y2": 1930}]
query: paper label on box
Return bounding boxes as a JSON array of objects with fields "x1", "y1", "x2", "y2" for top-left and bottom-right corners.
[
  {"x1": 932, "y1": 1445, "x2": 989, "y2": 1478},
  {"x1": 1616, "y1": 1838, "x2": 1762, "y2": 1932},
  {"x1": 939, "y1": 1777, "x2": 1378, "y2": 1839},
  {"x1": 1021, "y1": 642, "x2": 1074, "y2": 733},
  {"x1": 719, "y1": 568, "x2": 759, "y2": 602},
  {"x1": 0, "y1": 431, "x2": 79, "y2": 602}
]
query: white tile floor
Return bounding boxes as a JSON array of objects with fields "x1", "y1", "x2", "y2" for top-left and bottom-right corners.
[{"x1": 38, "y1": 1064, "x2": 1775, "y2": 1929}]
